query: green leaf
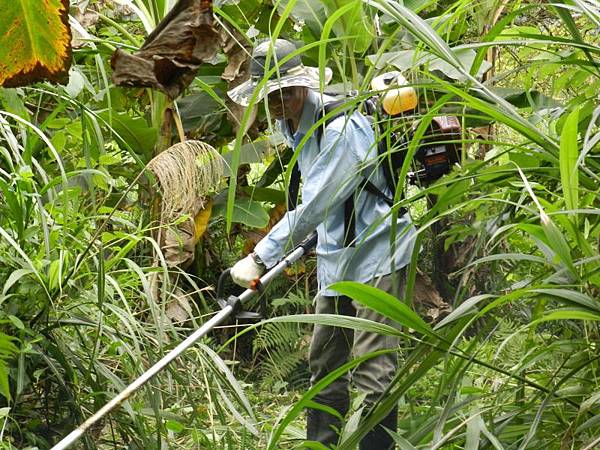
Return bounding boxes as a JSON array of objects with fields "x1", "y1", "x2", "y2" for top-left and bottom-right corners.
[
  {"x1": 0, "y1": 89, "x2": 30, "y2": 120},
  {"x1": 7, "y1": 316, "x2": 24, "y2": 331},
  {"x1": 559, "y1": 107, "x2": 580, "y2": 217},
  {"x1": 435, "y1": 294, "x2": 495, "y2": 329},
  {"x1": 177, "y1": 91, "x2": 224, "y2": 132},
  {"x1": 537, "y1": 309, "x2": 600, "y2": 323},
  {"x1": 540, "y1": 217, "x2": 577, "y2": 278},
  {"x1": 257, "y1": 147, "x2": 294, "y2": 188},
  {"x1": 213, "y1": 197, "x2": 270, "y2": 228},
  {"x1": 489, "y1": 87, "x2": 563, "y2": 111},
  {"x1": 368, "y1": 48, "x2": 492, "y2": 80},
  {"x1": 0, "y1": 361, "x2": 10, "y2": 401},
  {"x1": 98, "y1": 153, "x2": 122, "y2": 167},
  {"x1": 2, "y1": 268, "x2": 33, "y2": 296},
  {"x1": 328, "y1": 282, "x2": 436, "y2": 338},
  {"x1": 165, "y1": 420, "x2": 185, "y2": 433},
  {"x1": 97, "y1": 111, "x2": 158, "y2": 157},
  {"x1": 465, "y1": 411, "x2": 483, "y2": 450},
  {"x1": 516, "y1": 168, "x2": 577, "y2": 276},
  {"x1": 0, "y1": 407, "x2": 10, "y2": 419},
  {"x1": 531, "y1": 289, "x2": 600, "y2": 314},
  {"x1": 388, "y1": 430, "x2": 418, "y2": 450},
  {"x1": 48, "y1": 259, "x2": 61, "y2": 292},
  {"x1": 0, "y1": 0, "x2": 71, "y2": 87},
  {"x1": 241, "y1": 186, "x2": 286, "y2": 204},
  {"x1": 222, "y1": 139, "x2": 273, "y2": 175},
  {"x1": 263, "y1": 314, "x2": 401, "y2": 337}
]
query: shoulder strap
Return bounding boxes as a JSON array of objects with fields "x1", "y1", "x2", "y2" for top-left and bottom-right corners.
[
  {"x1": 317, "y1": 99, "x2": 357, "y2": 246},
  {"x1": 288, "y1": 162, "x2": 301, "y2": 211},
  {"x1": 288, "y1": 99, "x2": 348, "y2": 212},
  {"x1": 362, "y1": 179, "x2": 407, "y2": 216},
  {"x1": 315, "y1": 99, "x2": 350, "y2": 146}
]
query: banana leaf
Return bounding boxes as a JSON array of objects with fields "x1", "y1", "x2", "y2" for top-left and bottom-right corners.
[{"x1": 111, "y1": 0, "x2": 220, "y2": 98}]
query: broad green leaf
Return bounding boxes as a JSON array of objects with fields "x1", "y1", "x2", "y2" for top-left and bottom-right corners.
[
  {"x1": 263, "y1": 314, "x2": 401, "y2": 336},
  {"x1": 97, "y1": 111, "x2": 158, "y2": 157},
  {"x1": 165, "y1": 420, "x2": 185, "y2": 433},
  {"x1": 0, "y1": 89, "x2": 30, "y2": 120},
  {"x1": 329, "y1": 282, "x2": 435, "y2": 338},
  {"x1": 0, "y1": 0, "x2": 71, "y2": 87},
  {"x1": 177, "y1": 91, "x2": 224, "y2": 132},
  {"x1": 7, "y1": 315, "x2": 24, "y2": 331},
  {"x1": 560, "y1": 107, "x2": 580, "y2": 217},
  {"x1": 327, "y1": 0, "x2": 373, "y2": 54},
  {"x1": 489, "y1": 87, "x2": 563, "y2": 111},
  {"x1": 368, "y1": 48, "x2": 492, "y2": 80},
  {"x1": 279, "y1": 0, "x2": 373, "y2": 52},
  {"x1": 465, "y1": 253, "x2": 547, "y2": 269},
  {"x1": 222, "y1": 139, "x2": 272, "y2": 175},
  {"x1": 241, "y1": 186, "x2": 286, "y2": 204},
  {"x1": 257, "y1": 147, "x2": 294, "y2": 188},
  {"x1": 213, "y1": 197, "x2": 270, "y2": 228}
]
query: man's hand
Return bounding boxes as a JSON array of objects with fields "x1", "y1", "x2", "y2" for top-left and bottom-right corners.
[{"x1": 230, "y1": 253, "x2": 265, "y2": 288}]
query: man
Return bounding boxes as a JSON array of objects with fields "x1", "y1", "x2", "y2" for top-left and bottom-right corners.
[{"x1": 227, "y1": 39, "x2": 417, "y2": 449}]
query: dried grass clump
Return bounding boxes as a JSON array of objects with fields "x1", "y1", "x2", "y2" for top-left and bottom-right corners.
[{"x1": 147, "y1": 140, "x2": 224, "y2": 221}]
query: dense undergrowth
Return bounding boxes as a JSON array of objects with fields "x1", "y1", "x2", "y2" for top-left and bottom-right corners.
[{"x1": 0, "y1": 0, "x2": 599, "y2": 449}]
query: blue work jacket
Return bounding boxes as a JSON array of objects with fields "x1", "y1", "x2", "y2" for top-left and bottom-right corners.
[{"x1": 254, "y1": 90, "x2": 417, "y2": 296}]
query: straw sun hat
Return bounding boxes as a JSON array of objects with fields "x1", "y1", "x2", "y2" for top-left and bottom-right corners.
[{"x1": 227, "y1": 39, "x2": 333, "y2": 107}]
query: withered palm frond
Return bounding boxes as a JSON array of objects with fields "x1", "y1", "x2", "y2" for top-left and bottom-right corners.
[{"x1": 147, "y1": 140, "x2": 224, "y2": 221}]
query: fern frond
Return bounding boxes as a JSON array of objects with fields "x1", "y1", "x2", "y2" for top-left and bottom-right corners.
[
  {"x1": 271, "y1": 291, "x2": 312, "y2": 312},
  {"x1": 253, "y1": 322, "x2": 303, "y2": 353},
  {"x1": 260, "y1": 347, "x2": 307, "y2": 387}
]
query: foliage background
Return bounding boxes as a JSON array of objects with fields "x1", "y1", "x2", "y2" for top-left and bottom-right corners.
[{"x1": 0, "y1": 0, "x2": 599, "y2": 449}]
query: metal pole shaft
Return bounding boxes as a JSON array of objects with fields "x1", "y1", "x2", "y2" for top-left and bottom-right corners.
[
  {"x1": 259, "y1": 245, "x2": 306, "y2": 285},
  {"x1": 52, "y1": 306, "x2": 233, "y2": 450}
]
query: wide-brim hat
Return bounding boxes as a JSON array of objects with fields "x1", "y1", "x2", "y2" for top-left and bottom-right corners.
[{"x1": 227, "y1": 39, "x2": 332, "y2": 107}]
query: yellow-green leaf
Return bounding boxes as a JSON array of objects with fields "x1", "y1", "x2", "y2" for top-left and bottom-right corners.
[
  {"x1": 0, "y1": 361, "x2": 10, "y2": 402},
  {"x1": 559, "y1": 107, "x2": 579, "y2": 216},
  {"x1": 0, "y1": 0, "x2": 72, "y2": 87}
]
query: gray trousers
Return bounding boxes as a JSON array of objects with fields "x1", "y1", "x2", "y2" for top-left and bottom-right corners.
[{"x1": 308, "y1": 270, "x2": 405, "y2": 407}]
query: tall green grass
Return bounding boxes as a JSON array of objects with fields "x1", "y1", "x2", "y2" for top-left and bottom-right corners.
[
  {"x1": 1, "y1": 0, "x2": 599, "y2": 448},
  {"x1": 223, "y1": 0, "x2": 600, "y2": 448}
]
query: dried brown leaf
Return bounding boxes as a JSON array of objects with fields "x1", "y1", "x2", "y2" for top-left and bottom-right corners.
[{"x1": 111, "y1": 0, "x2": 220, "y2": 98}]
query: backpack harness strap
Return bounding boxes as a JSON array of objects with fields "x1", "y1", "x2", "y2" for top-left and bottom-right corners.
[
  {"x1": 287, "y1": 161, "x2": 301, "y2": 211},
  {"x1": 287, "y1": 99, "x2": 406, "y2": 248}
]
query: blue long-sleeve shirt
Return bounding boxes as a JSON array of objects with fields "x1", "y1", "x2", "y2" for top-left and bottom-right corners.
[{"x1": 254, "y1": 90, "x2": 417, "y2": 296}]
